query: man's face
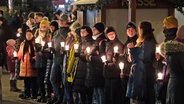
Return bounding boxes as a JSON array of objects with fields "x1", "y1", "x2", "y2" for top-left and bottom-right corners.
[
  {"x1": 35, "y1": 15, "x2": 43, "y2": 23},
  {"x1": 59, "y1": 19, "x2": 67, "y2": 27}
]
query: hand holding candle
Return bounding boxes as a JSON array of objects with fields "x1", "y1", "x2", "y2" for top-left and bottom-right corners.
[
  {"x1": 101, "y1": 55, "x2": 107, "y2": 63},
  {"x1": 113, "y1": 46, "x2": 119, "y2": 53},
  {"x1": 60, "y1": 42, "x2": 65, "y2": 48},
  {"x1": 65, "y1": 45, "x2": 69, "y2": 51},
  {"x1": 74, "y1": 43, "x2": 79, "y2": 53},
  {"x1": 13, "y1": 51, "x2": 17, "y2": 57},
  {"x1": 41, "y1": 41, "x2": 45, "y2": 47},
  {"x1": 119, "y1": 62, "x2": 124, "y2": 74},
  {"x1": 86, "y1": 47, "x2": 90, "y2": 55},
  {"x1": 157, "y1": 72, "x2": 163, "y2": 80},
  {"x1": 48, "y1": 42, "x2": 52, "y2": 48}
]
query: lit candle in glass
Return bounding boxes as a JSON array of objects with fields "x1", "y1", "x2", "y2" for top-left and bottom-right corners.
[
  {"x1": 113, "y1": 46, "x2": 119, "y2": 53},
  {"x1": 119, "y1": 62, "x2": 124, "y2": 73},
  {"x1": 86, "y1": 47, "x2": 90, "y2": 54},
  {"x1": 65, "y1": 45, "x2": 69, "y2": 51},
  {"x1": 157, "y1": 72, "x2": 163, "y2": 80},
  {"x1": 156, "y1": 45, "x2": 160, "y2": 54},
  {"x1": 60, "y1": 42, "x2": 65, "y2": 48},
  {"x1": 35, "y1": 38, "x2": 39, "y2": 43},
  {"x1": 13, "y1": 51, "x2": 17, "y2": 57},
  {"x1": 74, "y1": 43, "x2": 79, "y2": 53},
  {"x1": 101, "y1": 55, "x2": 107, "y2": 63},
  {"x1": 48, "y1": 42, "x2": 52, "y2": 48},
  {"x1": 16, "y1": 33, "x2": 21, "y2": 37},
  {"x1": 41, "y1": 41, "x2": 45, "y2": 47}
]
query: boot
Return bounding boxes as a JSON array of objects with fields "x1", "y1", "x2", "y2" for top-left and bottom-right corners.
[{"x1": 12, "y1": 80, "x2": 21, "y2": 92}]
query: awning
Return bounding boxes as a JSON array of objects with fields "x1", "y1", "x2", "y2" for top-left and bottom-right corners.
[{"x1": 71, "y1": 0, "x2": 98, "y2": 5}]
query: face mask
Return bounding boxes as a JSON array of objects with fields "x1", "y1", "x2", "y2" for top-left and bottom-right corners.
[{"x1": 163, "y1": 28, "x2": 177, "y2": 41}]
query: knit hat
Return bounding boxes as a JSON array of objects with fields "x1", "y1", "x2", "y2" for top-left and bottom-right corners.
[
  {"x1": 40, "y1": 19, "x2": 50, "y2": 27},
  {"x1": 126, "y1": 22, "x2": 136, "y2": 30},
  {"x1": 175, "y1": 25, "x2": 184, "y2": 43},
  {"x1": 60, "y1": 14, "x2": 68, "y2": 21},
  {"x1": 6, "y1": 39, "x2": 16, "y2": 46},
  {"x1": 93, "y1": 22, "x2": 105, "y2": 33},
  {"x1": 163, "y1": 16, "x2": 178, "y2": 28},
  {"x1": 50, "y1": 20, "x2": 59, "y2": 30},
  {"x1": 105, "y1": 26, "x2": 116, "y2": 35}
]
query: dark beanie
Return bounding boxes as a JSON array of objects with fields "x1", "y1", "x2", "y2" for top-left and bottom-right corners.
[
  {"x1": 93, "y1": 22, "x2": 105, "y2": 33},
  {"x1": 50, "y1": 20, "x2": 59, "y2": 30},
  {"x1": 126, "y1": 22, "x2": 136, "y2": 30},
  {"x1": 105, "y1": 26, "x2": 116, "y2": 35}
]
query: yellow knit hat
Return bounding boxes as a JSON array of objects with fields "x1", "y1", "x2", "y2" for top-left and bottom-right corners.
[
  {"x1": 40, "y1": 19, "x2": 50, "y2": 27},
  {"x1": 163, "y1": 16, "x2": 178, "y2": 28}
]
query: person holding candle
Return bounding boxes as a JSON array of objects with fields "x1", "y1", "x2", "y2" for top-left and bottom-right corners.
[
  {"x1": 72, "y1": 26, "x2": 94, "y2": 104},
  {"x1": 85, "y1": 22, "x2": 106, "y2": 104},
  {"x1": 6, "y1": 39, "x2": 21, "y2": 92},
  {"x1": 34, "y1": 19, "x2": 52, "y2": 103},
  {"x1": 49, "y1": 14, "x2": 70, "y2": 104},
  {"x1": 127, "y1": 21, "x2": 157, "y2": 104},
  {"x1": 122, "y1": 22, "x2": 138, "y2": 104},
  {"x1": 18, "y1": 29, "x2": 37, "y2": 99},
  {"x1": 160, "y1": 25, "x2": 184, "y2": 104},
  {"x1": 62, "y1": 21, "x2": 81, "y2": 104},
  {"x1": 103, "y1": 26, "x2": 124, "y2": 104}
]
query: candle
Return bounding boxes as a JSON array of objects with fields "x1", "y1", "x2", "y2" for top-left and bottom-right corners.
[
  {"x1": 74, "y1": 43, "x2": 79, "y2": 52},
  {"x1": 60, "y1": 42, "x2": 65, "y2": 48},
  {"x1": 48, "y1": 42, "x2": 52, "y2": 48},
  {"x1": 35, "y1": 38, "x2": 39, "y2": 43},
  {"x1": 156, "y1": 46, "x2": 160, "y2": 54},
  {"x1": 86, "y1": 47, "x2": 90, "y2": 54},
  {"x1": 13, "y1": 51, "x2": 17, "y2": 57},
  {"x1": 119, "y1": 62, "x2": 124, "y2": 71},
  {"x1": 157, "y1": 72, "x2": 163, "y2": 80},
  {"x1": 101, "y1": 55, "x2": 107, "y2": 63},
  {"x1": 41, "y1": 41, "x2": 45, "y2": 46},
  {"x1": 65, "y1": 45, "x2": 69, "y2": 51},
  {"x1": 113, "y1": 46, "x2": 119, "y2": 53},
  {"x1": 16, "y1": 33, "x2": 21, "y2": 37}
]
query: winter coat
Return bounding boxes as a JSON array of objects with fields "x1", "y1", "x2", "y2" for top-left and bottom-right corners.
[
  {"x1": 160, "y1": 41, "x2": 184, "y2": 104},
  {"x1": 103, "y1": 38, "x2": 124, "y2": 79},
  {"x1": 126, "y1": 47, "x2": 146, "y2": 100},
  {"x1": 73, "y1": 35, "x2": 93, "y2": 92},
  {"x1": 85, "y1": 34, "x2": 106, "y2": 88},
  {"x1": 6, "y1": 46, "x2": 15, "y2": 72},
  {"x1": 123, "y1": 35, "x2": 138, "y2": 76},
  {"x1": 52, "y1": 27, "x2": 70, "y2": 65},
  {"x1": 18, "y1": 41, "x2": 37, "y2": 77}
]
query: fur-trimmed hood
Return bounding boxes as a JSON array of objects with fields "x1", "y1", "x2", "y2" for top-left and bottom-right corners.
[{"x1": 160, "y1": 41, "x2": 184, "y2": 57}]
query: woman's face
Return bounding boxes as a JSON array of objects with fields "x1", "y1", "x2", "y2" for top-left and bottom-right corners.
[
  {"x1": 126, "y1": 27, "x2": 136, "y2": 37},
  {"x1": 26, "y1": 32, "x2": 33, "y2": 40},
  {"x1": 80, "y1": 29, "x2": 88, "y2": 37},
  {"x1": 50, "y1": 25, "x2": 56, "y2": 33},
  {"x1": 107, "y1": 31, "x2": 116, "y2": 40}
]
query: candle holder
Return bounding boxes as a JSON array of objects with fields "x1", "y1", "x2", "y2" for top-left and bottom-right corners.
[
  {"x1": 74, "y1": 43, "x2": 79, "y2": 53},
  {"x1": 101, "y1": 55, "x2": 107, "y2": 63},
  {"x1": 13, "y1": 51, "x2": 18, "y2": 59},
  {"x1": 60, "y1": 42, "x2": 65, "y2": 54},
  {"x1": 119, "y1": 62, "x2": 124, "y2": 74}
]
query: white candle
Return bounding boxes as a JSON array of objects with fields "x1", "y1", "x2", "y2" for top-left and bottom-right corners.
[
  {"x1": 101, "y1": 55, "x2": 107, "y2": 63},
  {"x1": 35, "y1": 38, "x2": 39, "y2": 43},
  {"x1": 60, "y1": 42, "x2": 65, "y2": 48},
  {"x1": 48, "y1": 42, "x2": 52, "y2": 48},
  {"x1": 65, "y1": 45, "x2": 69, "y2": 51},
  {"x1": 74, "y1": 43, "x2": 79, "y2": 52},
  {"x1": 86, "y1": 47, "x2": 90, "y2": 54},
  {"x1": 157, "y1": 72, "x2": 163, "y2": 80},
  {"x1": 113, "y1": 46, "x2": 119, "y2": 53},
  {"x1": 16, "y1": 33, "x2": 21, "y2": 37},
  {"x1": 13, "y1": 51, "x2": 17, "y2": 57},
  {"x1": 41, "y1": 41, "x2": 45, "y2": 46},
  {"x1": 156, "y1": 46, "x2": 160, "y2": 54},
  {"x1": 119, "y1": 62, "x2": 124, "y2": 71}
]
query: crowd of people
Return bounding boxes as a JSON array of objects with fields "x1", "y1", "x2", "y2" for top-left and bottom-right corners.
[{"x1": 0, "y1": 9, "x2": 184, "y2": 104}]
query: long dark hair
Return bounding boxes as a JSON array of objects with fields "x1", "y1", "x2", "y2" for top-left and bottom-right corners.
[
  {"x1": 22, "y1": 29, "x2": 35, "y2": 61},
  {"x1": 139, "y1": 21, "x2": 157, "y2": 43}
]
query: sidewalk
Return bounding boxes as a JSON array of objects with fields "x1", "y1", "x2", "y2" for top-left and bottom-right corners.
[{"x1": 2, "y1": 71, "x2": 41, "y2": 104}]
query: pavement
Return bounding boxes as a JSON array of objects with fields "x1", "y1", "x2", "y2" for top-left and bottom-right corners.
[{"x1": 2, "y1": 70, "x2": 43, "y2": 104}]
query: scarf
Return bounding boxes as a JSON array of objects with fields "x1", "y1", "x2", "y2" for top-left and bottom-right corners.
[{"x1": 23, "y1": 38, "x2": 34, "y2": 61}]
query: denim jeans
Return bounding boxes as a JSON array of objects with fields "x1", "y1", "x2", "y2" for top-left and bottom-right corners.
[
  {"x1": 50, "y1": 63, "x2": 63, "y2": 102},
  {"x1": 93, "y1": 88, "x2": 104, "y2": 104}
]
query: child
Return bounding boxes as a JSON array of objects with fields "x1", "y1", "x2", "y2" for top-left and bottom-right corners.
[{"x1": 6, "y1": 39, "x2": 21, "y2": 92}]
